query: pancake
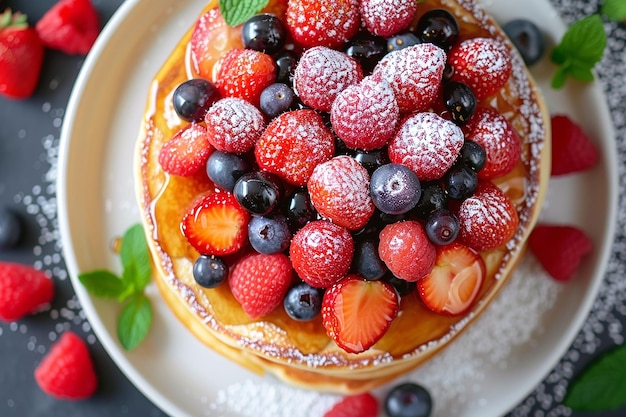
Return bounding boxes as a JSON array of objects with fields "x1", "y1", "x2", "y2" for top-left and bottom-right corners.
[{"x1": 135, "y1": 0, "x2": 551, "y2": 394}]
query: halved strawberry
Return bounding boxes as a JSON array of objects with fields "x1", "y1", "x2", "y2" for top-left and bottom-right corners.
[
  {"x1": 417, "y1": 242, "x2": 485, "y2": 315},
  {"x1": 158, "y1": 123, "x2": 213, "y2": 177},
  {"x1": 322, "y1": 275, "x2": 399, "y2": 354},
  {"x1": 181, "y1": 192, "x2": 250, "y2": 256}
]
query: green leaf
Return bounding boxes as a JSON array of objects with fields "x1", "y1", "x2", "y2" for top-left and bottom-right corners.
[
  {"x1": 564, "y1": 344, "x2": 626, "y2": 412},
  {"x1": 602, "y1": 0, "x2": 626, "y2": 22},
  {"x1": 78, "y1": 270, "x2": 128, "y2": 299},
  {"x1": 551, "y1": 66, "x2": 569, "y2": 89},
  {"x1": 120, "y1": 223, "x2": 152, "y2": 291},
  {"x1": 117, "y1": 294, "x2": 153, "y2": 351},
  {"x1": 219, "y1": 0, "x2": 269, "y2": 26},
  {"x1": 567, "y1": 63, "x2": 596, "y2": 82}
]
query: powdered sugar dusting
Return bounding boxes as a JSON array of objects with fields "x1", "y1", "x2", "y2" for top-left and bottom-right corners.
[{"x1": 205, "y1": 97, "x2": 265, "y2": 154}]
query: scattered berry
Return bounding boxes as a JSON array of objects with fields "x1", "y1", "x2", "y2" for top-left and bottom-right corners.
[
  {"x1": 204, "y1": 97, "x2": 266, "y2": 154},
  {"x1": 205, "y1": 151, "x2": 251, "y2": 192},
  {"x1": 502, "y1": 19, "x2": 545, "y2": 66},
  {"x1": 274, "y1": 51, "x2": 297, "y2": 85},
  {"x1": 172, "y1": 78, "x2": 220, "y2": 122},
  {"x1": 352, "y1": 148, "x2": 391, "y2": 175},
  {"x1": 215, "y1": 48, "x2": 276, "y2": 105},
  {"x1": 247, "y1": 214, "x2": 291, "y2": 254},
  {"x1": 386, "y1": 31, "x2": 421, "y2": 53},
  {"x1": 344, "y1": 32, "x2": 387, "y2": 73},
  {"x1": 0, "y1": 207, "x2": 22, "y2": 250},
  {"x1": 425, "y1": 208, "x2": 460, "y2": 245},
  {"x1": 412, "y1": 181, "x2": 448, "y2": 219},
  {"x1": 550, "y1": 114, "x2": 600, "y2": 176},
  {"x1": 0, "y1": 262, "x2": 54, "y2": 322},
  {"x1": 286, "y1": 0, "x2": 360, "y2": 48},
  {"x1": 442, "y1": 81, "x2": 476, "y2": 125},
  {"x1": 242, "y1": 13, "x2": 286, "y2": 55},
  {"x1": 378, "y1": 220, "x2": 436, "y2": 282},
  {"x1": 283, "y1": 282, "x2": 324, "y2": 321},
  {"x1": 284, "y1": 188, "x2": 317, "y2": 232},
  {"x1": 415, "y1": 8, "x2": 459, "y2": 51},
  {"x1": 158, "y1": 123, "x2": 213, "y2": 177},
  {"x1": 324, "y1": 392, "x2": 379, "y2": 417},
  {"x1": 353, "y1": 239, "x2": 388, "y2": 281},
  {"x1": 445, "y1": 165, "x2": 478, "y2": 200},
  {"x1": 259, "y1": 83, "x2": 296, "y2": 118},
  {"x1": 192, "y1": 255, "x2": 228, "y2": 288},
  {"x1": 457, "y1": 140, "x2": 487, "y2": 173},
  {"x1": 370, "y1": 163, "x2": 421, "y2": 215},
  {"x1": 360, "y1": 0, "x2": 416, "y2": 37},
  {"x1": 385, "y1": 382, "x2": 433, "y2": 417},
  {"x1": 233, "y1": 171, "x2": 283, "y2": 216},
  {"x1": 35, "y1": 0, "x2": 100, "y2": 55}
]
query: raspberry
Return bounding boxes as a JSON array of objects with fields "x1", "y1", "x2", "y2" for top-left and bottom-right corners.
[
  {"x1": 308, "y1": 156, "x2": 375, "y2": 230},
  {"x1": 35, "y1": 0, "x2": 100, "y2": 55},
  {"x1": 372, "y1": 43, "x2": 446, "y2": 113},
  {"x1": 229, "y1": 252, "x2": 293, "y2": 318},
  {"x1": 550, "y1": 114, "x2": 600, "y2": 176},
  {"x1": 378, "y1": 220, "x2": 437, "y2": 282},
  {"x1": 0, "y1": 262, "x2": 54, "y2": 322},
  {"x1": 286, "y1": 0, "x2": 360, "y2": 48},
  {"x1": 34, "y1": 331, "x2": 97, "y2": 400},
  {"x1": 360, "y1": 0, "x2": 417, "y2": 37},
  {"x1": 293, "y1": 46, "x2": 363, "y2": 112},
  {"x1": 290, "y1": 220, "x2": 354, "y2": 288},
  {"x1": 324, "y1": 392, "x2": 379, "y2": 417},
  {"x1": 204, "y1": 97, "x2": 266, "y2": 154},
  {"x1": 158, "y1": 123, "x2": 213, "y2": 177},
  {"x1": 330, "y1": 76, "x2": 399, "y2": 151},
  {"x1": 215, "y1": 48, "x2": 276, "y2": 105},
  {"x1": 255, "y1": 110, "x2": 335, "y2": 186},
  {"x1": 388, "y1": 112, "x2": 464, "y2": 181},
  {"x1": 448, "y1": 37, "x2": 512, "y2": 100}
]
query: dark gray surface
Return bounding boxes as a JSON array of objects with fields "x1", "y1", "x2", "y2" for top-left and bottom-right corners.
[{"x1": 1, "y1": 1, "x2": 625, "y2": 416}]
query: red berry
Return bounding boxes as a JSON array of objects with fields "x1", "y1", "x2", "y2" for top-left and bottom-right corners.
[
  {"x1": 290, "y1": 220, "x2": 354, "y2": 288},
  {"x1": 330, "y1": 76, "x2": 399, "y2": 151},
  {"x1": 181, "y1": 192, "x2": 250, "y2": 256},
  {"x1": 229, "y1": 252, "x2": 293, "y2": 318},
  {"x1": 464, "y1": 106, "x2": 522, "y2": 179},
  {"x1": 388, "y1": 112, "x2": 464, "y2": 181},
  {"x1": 360, "y1": 0, "x2": 417, "y2": 37},
  {"x1": 204, "y1": 97, "x2": 266, "y2": 154},
  {"x1": 528, "y1": 224, "x2": 593, "y2": 282},
  {"x1": 158, "y1": 123, "x2": 213, "y2": 177},
  {"x1": 308, "y1": 156, "x2": 375, "y2": 231},
  {"x1": 322, "y1": 275, "x2": 399, "y2": 354},
  {"x1": 448, "y1": 37, "x2": 512, "y2": 100},
  {"x1": 34, "y1": 331, "x2": 97, "y2": 400},
  {"x1": 293, "y1": 46, "x2": 363, "y2": 112},
  {"x1": 418, "y1": 242, "x2": 485, "y2": 315},
  {"x1": 378, "y1": 220, "x2": 437, "y2": 282},
  {"x1": 0, "y1": 262, "x2": 54, "y2": 322},
  {"x1": 372, "y1": 43, "x2": 446, "y2": 113},
  {"x1": 324, "y1": 392, "x2": 379, "y2": 417},
  {"x1": 550, "y1": 114, "x2": 600, "y2": 176},
  {"x1": 35, "y1": 0, "x2": 100, "y2": 55},
  {"x1": 286, "y1": 0, "x2": 360, "y2": 48},
  {"x1": 456, "y1": 181, "x2": 519, "y2": 251},
  {"x1": 255, "y1": 110, "x2": 335, "y2": 186},
  {"x1": 215, "y1": 48, "x2": 276, "y2": 105}
]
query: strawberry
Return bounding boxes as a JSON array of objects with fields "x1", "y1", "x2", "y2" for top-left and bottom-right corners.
[
  {"x1": 448, "y1": 37, "x2": 512, "y2": 100},
  {"x1": 190, "y1": 7, "x2": 243, "y2": 81},
  {"x1": 528, "y1": 224, "x2": 593, "y2": 282},
  {"x1": 324, "y1": 393, "x2": 379, "y2": 417},
  {"x1": 181, "y1": 192, "x2": 250, "y2": 256},
  {"x1": 204, "y1": 97, "x2": 266, "y2": 154},
  {"x1": 290, "y1": 220, "x2": 354, "y2": 288},
  {"x1": 214, "y1": 48, "x2": 276, "y2": 106},
  {"x1": 307, "y1": 156, "x2": 375, "y2": 231},
  {"x1": 0, "y1": 10, "x2": 44, "y2": 99},
  {"x1": 388, "y1": 112, "x2": 465, "y2": 181},
  {"x1": 322, "y1": 275, "x2": 399, "y2": 354},
  {"x1": 229, "y1": 252, "x2": 292, "y2": 318},
  {"x1": 550, "y1": 114, "x2": 600, "y2": 176},
  {"x1": 417, "y1": 242, "x2": 485, "y2": 315},
  {"x1": 455, "y1": 180, "x2": 519, "y2": 251},
  {"x1": 378, "y1": 220, "x2": 437, "y2": 282},
  {"x1": 0, "y1": 262, "x2": 54, "y2": 322},
  {"x1": 35, "y1": 0, "x2": 101, "y2": 55},
  {"x1": 255, "y1": 109, "x2": 335, "y2": 186},
  {"x1": 360, "y1": 0, "x2": 417, "y2": 37},
  {"x1": 286, "y1": 0, "x2": 360, "y2": 48},
  {"x1": 158, "y1": 123, "x2": 213, "y2": 177},
  {"x1": 34, "y1": 331, "x2": 97, "y2": 400}
]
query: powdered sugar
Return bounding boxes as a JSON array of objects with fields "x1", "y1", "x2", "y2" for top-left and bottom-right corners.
[{"x1": 205, "y1": 97, "x2": 265, "y2": 154}]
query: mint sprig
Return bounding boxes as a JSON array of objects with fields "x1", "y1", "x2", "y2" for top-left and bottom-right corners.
[
  {"x1": 78, "y1": 223, "x2": 153, "y2": 351},
  {"x1": 602, "y1": 0, "x2": 626, "y2": 22},
  {"x1": 219, "y1": 0, "x2": 269, "y2": 26}
]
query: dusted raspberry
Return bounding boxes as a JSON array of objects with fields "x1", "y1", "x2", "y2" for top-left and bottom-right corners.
[
  {"x1": 330, "y1": 76, "x2": 399, "y2": 150},
  {"x1": 372, "y1": 43, "x2": 446, "y2": 113},
  {"x1": 464, "y1": 106, "x2": 521, "y2": 179},
  {"x1": 448, "y1": 37, "x2": 512, "y2": 100},
  {"x1": 293, "y1": 46, "x2": 363, "y2": 112},
  {"x1": 215, "y1": 48, "x2": 276, "y2": 105},
  {"x1": 388, "y1": 112, "x2": 464, "y2": 181},
  {"x1": 290, "y1": 220, "x2": 354, "y2": 288},
  {"x1": 308, "y1": 156, "x2": 375, "y2": 230},
  {"x1": 158, "y1": 124, "x2": 213, "y2": 177},
  {"x1": 360, "y1": 0, "x2": 417, "y2": 37},
  {"x1": 204, "y1": 97, "x2": 266, "y2": 154},
  {"x1": 286, "y1": 0, "x2": 360, "y2": 48},
  {"x1": 255, "y1": 110, "x2": 335, "y2": 186}
]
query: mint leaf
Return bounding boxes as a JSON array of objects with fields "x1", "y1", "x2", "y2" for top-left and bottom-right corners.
[
  {"x1": 602, "y1": 0, "x2": 626, "y2": 22},
  {"x1": 564, "y1": 344, "x2": 626, "y2": 412},
  {"x1": 78, "y1": 270, "x2": 128, "y2": 299},
  {"x1": 120, "y1": 223, "x2": 152, "y2": 291},
  {"x1": 117, "y1": 293, "x2": 153, "y2": 351},
  {"x1": 219, "y1": 0, "x2": 269, "y2": 26}
]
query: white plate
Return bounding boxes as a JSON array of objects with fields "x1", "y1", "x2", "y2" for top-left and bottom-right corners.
[{"x1": 57, "y1": 0, "x2": 618, "y2": 416}]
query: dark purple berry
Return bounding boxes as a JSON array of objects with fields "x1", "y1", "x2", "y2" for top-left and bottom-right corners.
[
  {"x1": 0, "y1": 207, "x2": 22, "y2": 250},
  {"x1": 446, "y1": 165, "x2": 478, "y2": 200},
  {"x1": 385, "y1": 382, "x2": 433, "y2": 417},
  {"x1": 384, "y1": 274, "x2": 415, "y2": 297},
  {"x1": 260, "y1": 83, "x2": 296, "y2": 118},
  {"x1": 443, "y1": 81, "x2": 476, "y2": 125},
  {"x1": 284, "y1": 188, "x2": 317, "y2": 232},
  {"x1": 458, "y1": 140, "x2": 486, "y2": 172},
  {"x1": 352, "y1": 148, "x2": 390, "y2": 175},
  {"x1": 412, "y1": 181, "x2": 448, "y2": 219},
  {"x1": 345, "y1": 32, "x2": 387, "y2": 73},
  {"x1": 370, "y1": 163, "x2": 421, "y2": 215},
  {"x1": 172, "y1": 78, "x2": 220, "y2": 122},
  {"x1": 425, "y1": 208, "x2": 460, "y2": 245},
  {"x1": 503, "y1": 19, "x2": 545, "y2": 66},
  {"x1": 193, "y1": 255, "x2": 228, "y2": 288},
  {"x1": 206, "y1": 151, "x2": 251, "y2": 192},
  {"x1": 248, "y1": 215, "x2": 291, "y2": 254},
  {"x1": 387, "y1": 31, "x2": 421, "y2": 52},
  {"x1": 242, "y1": 14, "x2": 286, "y2": 55},
  {"x1": 233, "y1": 171, "x2": 283, "y2": 215},
  {"x1": 275, "y1": 51, "x2": 297, "y2": 85},
  {"x1": 283, "y1": 282, "x2": 323, "y2": 321},
  {"x1": 353, "y1": 239, "x2": 388, "y2": 281},
  {"x1": 415, "y1": 9, "x2": 459, "y2": 51}
]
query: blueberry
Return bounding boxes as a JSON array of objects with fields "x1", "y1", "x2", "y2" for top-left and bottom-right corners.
[
  {"x1": 248, "y1": 215, "x2": 291, "y2": 254},
  {"x1": 345, "y1": 31, "x2": 387, "y2": 73},
  {"x1": 242, "y1": 14, "x2": 286, "y2": 55},
  {"x1": 414, "y1": 9, "x2": 459, "y2": 51},
  {"x1": 352, "y1": 148, "x2": 390, "y2": 176},
  {"x1": 172, "y1": 78, "x2": 220, "y2": 122},
  {"x1": 284, "y1": 188, "x2": 317, "y2": 232},
  {"x1": 385, "y1": 382, "x2": 433, "y2": 417},
  {"x1": 445, "y1": 165, "x2": 478, "y2": 200},
  {"x1": 425, "y1": 208, "x2": 460, "y2": 245},
  {"x1": 383, "y1": 274, "x2": 415, "y2": 297},
  {"x1": 353, "y1": 239, "x2": 388, "y2": 280},
  {"x1": 458, "y1": 140, "x2": 486, "y2": 173},
  {"x1": 370, "y1": 163, "x2": 421, "y2": 215},
  {"x1": 193, "y1": 255, "x2": 228, "y2": 288},
  {"x1": 503, "y1": 19, "x2": 545, "y2": 66},
  {"x1": 442, "y1": 81, "x2": 476, "y2": 125},
  {"x1": 260, "y1": 83, "x2": 296, "y2": 118},
  {"x1": 0, "y1": 207, "x2": 22, "y2": 250},
  {"x1": 206, "y1": 151, "x2": 251, "y2": 192},
  {"x1": 274, "y1": 51, "x2": 297, "y2": 85},
  {"x1": 412, "y1": 181, "x2": 448, "y2": 219},
  {"x1": 233, "y1": 171, "x2": 283, "y2": 215},
  {"x1": 283, "y1": 282, "x2": 323, "y2": 321},
  {"x1": 387, "y1": 31, "x2": 421, "y2": 53}
]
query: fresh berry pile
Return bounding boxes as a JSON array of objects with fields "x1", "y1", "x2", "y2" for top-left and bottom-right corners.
[{"x1": 161, "y1": 1, "x2": 527, "y2": 354}]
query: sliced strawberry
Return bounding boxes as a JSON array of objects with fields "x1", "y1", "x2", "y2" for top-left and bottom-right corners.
[
  {"x1": 286, "y1": 0, "x2": 360, "y2": 48},
  {"x1": 528, "y1": 223, "x2": 593, "y2": 282},
  {"x1": 214, "y1": 48, "x2": 276, "y2": 106},
  {"x1": 0, "y1": 261, "x2": 54, "y2": 322},
  {"x1": 550, "y1": 114, "x2": 600, "y2": 176},
  {"x1": 158, "y1": 123, "x2": 213, "y2": 177},
  {"x1": 36, "y1": 0, "x2": 101, "y2": 55},
  {"x1": 418, "y1": 242, "x2": 485, "y2": 315},
  {"x1": 322, "y1": 275, "x2": 399, "y2": 354},
  {"x1": 324, "y1": 392, "x2": 379, "y2": 417},
  {"x1": 181, "y1": 192, "x2": 250, "y2": 256}
]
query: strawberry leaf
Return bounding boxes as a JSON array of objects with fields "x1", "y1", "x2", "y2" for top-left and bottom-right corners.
[
  {"x1": 602, "y1": 0, "x2": 626, "y2": 22},
  {"x1": 219, "y1": 0, "x2": 269, "y2": 27},
  {"x1": 117, "y1": 293, "x2": 153, "y2": 351}
]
